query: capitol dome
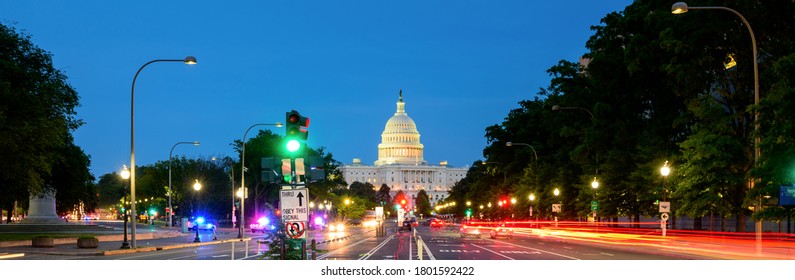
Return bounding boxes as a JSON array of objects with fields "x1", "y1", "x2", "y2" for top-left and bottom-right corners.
[{"x1": 375, "y1": 90, "x2": 426, "y2": 166}]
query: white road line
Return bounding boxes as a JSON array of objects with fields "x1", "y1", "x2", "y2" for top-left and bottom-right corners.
[
  {"x1": 600, "y1": 252, "x2": 614, "y2": 256},
  {"x1": 470, "y1": 244, "x2": 514, "y2": 260},
  {"x1": 315, "y1": 236, "x2": 376, "y2": 260},
  {"x1": 419, "y1": 236, "x2": 436, "y2": 260},
  {"x1": 356, "y1": 235, "x2": 394, "y2": 260},
  {"x1": 490, "y1": 239, "x2": 580, "y2": 260}
]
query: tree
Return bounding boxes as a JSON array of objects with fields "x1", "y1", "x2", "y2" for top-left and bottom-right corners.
[
  {"x1": 348, "y1": 181, "x2": 377, "y2": 205},
  {"x1": 1, "y1": 23, "x2": 84, "y2": 221},
  {"x1": 377, "y1": 184, "x2": 392, "y2": 207},
  {"x1": 415, "y1": 190, "x2": 431, "y2": 217}
]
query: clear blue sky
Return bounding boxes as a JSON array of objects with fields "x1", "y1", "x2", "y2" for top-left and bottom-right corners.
[{"x1": 1, "y1": 1, "x2": 633, "y2": 178}]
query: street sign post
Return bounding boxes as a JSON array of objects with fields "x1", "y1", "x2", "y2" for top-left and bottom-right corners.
[{"x1": 280, "y1": 189, "x2": 309, "y2": 222}]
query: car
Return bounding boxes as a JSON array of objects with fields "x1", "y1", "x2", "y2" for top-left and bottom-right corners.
[
  {"x1": 186, "y1": 217, "x2": 216, "y2": 231},
  {"x1": 328, "y1": 222, "x2": 346, "y2": 232},
  {"x1": 459, "y1": 224, "x2": 482, "y2": 238},
  {"x1": 250, "y1": 217, "x2": 275, "y2": 233},
  {"x1": 489, "y1": 224, "x2": 514, "y2": 239},
  {"x1": 398, "y1": 220, "x2": 412, "y2": 231},
  {"x1": 429, "y1": 218, "x2": 444, "y2": 228},
  {"x1": 409, "y1": 217, "x2": 418, "y2": 227}
]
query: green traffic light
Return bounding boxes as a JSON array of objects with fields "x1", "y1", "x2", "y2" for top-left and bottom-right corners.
[{"x1": 286, "y1": 139, "x2": 300, "y2": 152}]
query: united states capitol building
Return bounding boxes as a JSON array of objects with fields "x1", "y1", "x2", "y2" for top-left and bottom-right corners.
[{"x1": 339, "y1": 91, "x2": 467, "y2": 207}]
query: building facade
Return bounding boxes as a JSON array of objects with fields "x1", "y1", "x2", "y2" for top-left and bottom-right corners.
[{"x1": 339, "y1": 91, "x2": 467, "y2": 207}]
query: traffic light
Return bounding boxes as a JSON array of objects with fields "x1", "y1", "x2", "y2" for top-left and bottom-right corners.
[{"x1": 285, "y1": 110, "x2": 309, "y2": 154}]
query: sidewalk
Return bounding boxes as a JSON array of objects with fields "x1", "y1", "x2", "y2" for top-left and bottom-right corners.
[{"x1": 0, "y1": 226, "x2": 251, "y2": 257}]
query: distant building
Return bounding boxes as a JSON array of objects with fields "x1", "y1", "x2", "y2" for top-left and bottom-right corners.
[{"x1": 339, "y1": 90, "x2": 467, "y2": 208}]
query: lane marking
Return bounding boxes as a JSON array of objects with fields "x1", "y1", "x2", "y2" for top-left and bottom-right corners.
[
  {"x1": 490, "y1": 239, "x2": 580, "y2": 260},
  {"x1": 316, "y1": 236, "x2": 375, "y2": 260},
  {"x1": 470, "y1": 244, "x2": 514, "y2": 260},
  {"x1": 355, "y1": 235, "x2": 393, "y2": 260},
  {"x1": 418, "y1": 236, "x2": 436, "y2": 260}
]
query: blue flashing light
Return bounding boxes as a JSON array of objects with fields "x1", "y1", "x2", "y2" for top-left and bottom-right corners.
[{"x1": 314, "y1": 216, "x2": 324, "y2": 226}]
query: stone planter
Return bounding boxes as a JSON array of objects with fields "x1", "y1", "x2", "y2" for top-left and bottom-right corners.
[
  {"x1": 32, "y1": 237, "x2": 54, "y2": 247},
  {"x1": 77, "y1": 237, "x2": 99, "y2": 248}
]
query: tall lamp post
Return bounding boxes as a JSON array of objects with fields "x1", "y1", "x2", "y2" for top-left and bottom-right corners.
[
  {"x1": 192, "y1": 179, "x2": 202, "y2": 243},
  {"x1": 528, "y1": 194, "x2": 536, "y2": 228},
  {"x1": 660, "y1": 161, "x2": 671, "y2": 236},
  {"x1": 553, "y1": 188, "x2": 561, "y2": 227},
  {"x1": 169, "y1": 141, "x2": 200, "y2": 229},
  {"x1": 671, "y1": 0, "x2": 762, "y2": 251},
  {"x1": 591, "y1": 177, "x2": 599, "y2": 225},
  {"x1": 120, "y1": 165, "x2": 131, "y2": 249},
  {"x1": 240, "y1": 123, "x2": 283, "y2": 239},
  {"x1": 129, "y1": 56, "x2": 196, "y2": 248},
  {"x1": 505, "y1": 142, "x2": 538, "y2": 161},
  {"x1": 551, "y1": 104, "x2": 599, "y2": 176}
]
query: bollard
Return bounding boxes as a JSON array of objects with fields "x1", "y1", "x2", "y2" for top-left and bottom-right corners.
[
  {"x1": 231, "y1": 241, "x2": 235, "y2": 260},
  {"x1": 311, "y1": 239, "x2": 317, "y2": 260},
  {"x1": 418, "y1": 238, "x2": 423, "y2": 260},
  {"x1": 301, "y1": 239, "x2": 307, "y2": 260}
]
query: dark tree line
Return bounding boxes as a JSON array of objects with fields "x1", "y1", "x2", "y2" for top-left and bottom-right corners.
[{"x1": 447, "y1": 0, "x2": 795, "y2": 232}]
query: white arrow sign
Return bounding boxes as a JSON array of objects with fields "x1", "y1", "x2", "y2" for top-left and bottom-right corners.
[
  {"x1": 280, "y1": 189, "x2": 309, "y2": 222},
  {"x1": 659, "y1": 201, "x2": 671, "y2": 213}
]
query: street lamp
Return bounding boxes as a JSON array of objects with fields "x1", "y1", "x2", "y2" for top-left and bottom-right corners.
[
  {"x1": 129, "y1": 56, "x2": 196, "y2": 248},
  {"x1": 528, "y1": 194, "x2": 536, "y2": 226},
  {"x1": 505, "y1": 142, "x2": 538, "y2": 161},
  {"x1": 551, "y1": 105, "x2": 595, "y2": 120},
  {"x1": 591, "y1": 177, "x2": 599, "y2": 224},
  {"x1": 671, "y1": 1, "x2": 761, "y2": 245},
  {"x1": 240, "y1": 122, "x2": 283, "y2": 239},
  {"x1": 168, "y1": 141, "x2": 200, "y2": 229},
  {"x1": 553, "y1": 188, "x2": 560, "y2": 226},
  {"x1": 660, "y1": 161, "x2": 670, "y2": 201},
  {"x1": 120, "y1": 165, "x2": 131, "y2": 249},
  {"x1": 551, "y1": 105, "x2": 599, "y2": 177},
  {"x1": 193, "y1": 179, "x2": 202, "y2": 243},
  {"x1": 660, "y1": 161, "x2": 671, "y2": 236}
]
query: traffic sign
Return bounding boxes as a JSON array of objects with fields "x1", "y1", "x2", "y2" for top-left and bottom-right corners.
[
  {"x1": 280, "y1": 189, "x2": 309, "y2": 222},
  {"x1": 285, "y1": 222, "x2": 306, "y2": 239},
  {"x1": 661, "y1": 213, "x2": 669, "y2": 221},
  {"x1": 591, "y1": 200, "x2": 599, "y2": 211},
  {"x1": 552, "y1": 204, "x2": 562, "y2": 213},
  {"x1": 659, "y1": 201, "x2": 671, "y2": 213},
  {"x1": 528, "y1": 206, "x2": 533, "y2": 217}
]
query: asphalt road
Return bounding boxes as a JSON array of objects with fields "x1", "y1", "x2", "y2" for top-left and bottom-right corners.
[{"x1": 1, "y1": 222, "x2": 740, "y2": 260}]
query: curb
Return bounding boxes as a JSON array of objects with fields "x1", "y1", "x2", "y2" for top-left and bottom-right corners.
[{"x1": 102, "y1": 238, "x2": 251, "y2": 256}]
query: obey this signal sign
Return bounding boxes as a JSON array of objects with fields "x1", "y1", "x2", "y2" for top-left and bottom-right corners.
[{"x1": 280, "y1": 189, "x2": 308, "y2": 222}]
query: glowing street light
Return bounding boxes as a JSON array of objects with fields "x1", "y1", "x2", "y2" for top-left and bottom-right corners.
[
  {"x1": 671, "y1": 1, "x2": 761, "y2": 247},
  {"x1": 119, "y1": 165, "x2": 131, "y2": 249},
  {"x1": 129, "y1": 56, "x2": 196, "y2": 248},
  {"x1": 168, "y1": 141, "x2": 200, "y2": 228},
  {"x1": 239, "y1": 122, "x2": 282, "y2": 239}
]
